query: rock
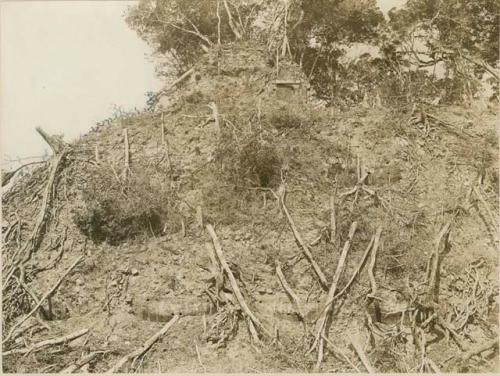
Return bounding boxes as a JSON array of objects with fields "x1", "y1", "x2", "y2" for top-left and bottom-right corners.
[
  {"x1": 75, "y1": 278, "x2": 84, "y2": 286},
  {"x1": 131, "y1": 268, "x2": 139, "y2": 276}
]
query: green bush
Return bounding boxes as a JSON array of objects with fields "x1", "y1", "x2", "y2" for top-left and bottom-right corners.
[{"x1": 73, "y1": 164, "x2": 177, "y2": 244}]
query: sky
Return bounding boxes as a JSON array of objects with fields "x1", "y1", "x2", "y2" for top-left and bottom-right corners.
[
  {"x1": 377, "y1": 0, "x2": 406, "y2": 16},
  {"x1": 0, "y1": 0, "x2": 163, "y2": 167},
  {"x1": 0, "y1": 0, "x2": 406, "y2": 169}
]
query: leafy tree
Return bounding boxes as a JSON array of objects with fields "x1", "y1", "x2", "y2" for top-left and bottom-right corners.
[
  {"x1": 126, "y1": 0, "x2": 260, "y2": 74},
  {"x1": 286, "y1": 0, "x2": 385, "y2": 102},
  {"x1": 388, "y1": 0, "x2": 499, "y2": 77}
]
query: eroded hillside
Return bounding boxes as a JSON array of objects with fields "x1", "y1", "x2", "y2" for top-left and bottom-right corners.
[{"x1": 2, "y1": 42, "x2": 498, "y2": 373}]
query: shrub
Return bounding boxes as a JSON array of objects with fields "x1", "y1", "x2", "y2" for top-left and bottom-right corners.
[
  {"x1": 270, "y1": 111, "x2": 302, "y2": 131},
  {"x1": 73, "y1": 164, "x2": 177, "y2": 244},
  {"x1": 239, "y1": 138, "x2": 282, "y2": 187}
]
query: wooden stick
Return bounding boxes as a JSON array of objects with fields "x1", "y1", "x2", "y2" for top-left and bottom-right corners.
[
  {"x1": 194, "y1": 340, "x2": 205, "y2": 370},
  {"x1": 322, "y1": 228, "x2": 380, "y2": 310},
  {"x1": 350, "y1": 334, "x2": 376, "y2": 373},
  {"x1": 275, "y1": 261, "x2": 305, "y2": 321},
  {"x1": 105, "y1": 315, "x2": 179, "y2": 373},
  {"x1": 473, "y1": 186, "x2": 497, "y2": 230},
  {"x1": 279, "y1": 189, "x2": 329, "y2": 290},
  {"x1": 154, "y1": 67, "x2": 195, "y2": 100},
  {"x1": 461, "y1": 337, "x2": 499, "y2": 362},
  {"x1": 36, "y1": 126, "x2": 66, "y2": 154},
  {"x1": 60, "y1": 350, "x2": 106, "y2": 373},
  {"x1": 329, "y1": 195, "x2": 336, "y2": 244},
  {"x1": 161, "y1": 112, "x2": 165, "y2": 146},
  {"x1": 367, "y1": 227, "x2": 382, "y2": 322},
  {"x1": 206, "y1": 224, "x2": 270, "y2": 340},
  {"x1": 3, "y1": 328, "x2": 89, "y2": 356},
  {"x1": 3, "y1": 255, "x2": 83, "y2": 344},
  {"x1": 4, "y1": 151, "x2": 67, "y2": 289},
  {"x1": 94, "y1": 145, "x2": 100, "y2": 164},
  {"x1": 426, "y1": 221, "x2": 451, "y2": 304},
  {"x1": 160, "y1": 112, "x2": 173, "y2": 176},
  {"x1": 208, "y1": 102, "x2": 221, "y2": 134},
  {"x1": 223, "y1": 0, "x2": 242, "y2": 39},
  {"x1": 216, "y1": 0, "x2": 221, "y2": 45},
  {"x1": 310, "y1": 222, "x2": 357, "y2": 369},
  {"x1": 196, "y1": 206, "x2": 204, "y2": 230},
  {"x1": 321, "y1": 333, "x2": 360, "y2": 372}
]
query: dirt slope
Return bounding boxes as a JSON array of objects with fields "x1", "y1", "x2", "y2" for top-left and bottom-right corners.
[{"x1": 2, "y1": 41, "x2": 498, "y2": 373}]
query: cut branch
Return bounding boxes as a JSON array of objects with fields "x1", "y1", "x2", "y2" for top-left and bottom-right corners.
[
  {"x1": 279, "y1": 186, "x2": 329, "y2": 290},
  {"x1": 309, "y1": 222, "x2": 357, "y2": 370},
  {"x1": 36, "y1": 127, "x2": 66, "y2": 154},
  {"x1": 367, "y1": 227, "x2": 382, "y2": 321},
  {"x1": 275, "y1": 261, "x2": 305, "y2": 322},
  {"x1": 426, "y1": 221, "x2": 451, "y2": 304},
  {"x1": 206, "y1": 224, "x2": 270, "y2": 341},
  {"x1": 3, "y1": 328, "x2": 89, "y2": 356},
  {"x1": 3, "y1": 255, "x2": 84, "y2": 345},
  {"x1": 329, "y1": 195, "x2": 336, "y2": 244},
  {"x1": 60, "y1": 350, "x2": 107, "y2": 373},
  {"x1": 3, "y1": 150, "x2": 68, "y2": 289},
  {"x1": 208, "y1": 102, "x2": 221, "y2": 134},
  {"x1": 350, "y1": 334, "x2": 376, "y2": 373},
  {"x1": 223, "y1": 0, "x2": 242, "y2": 39},
  {"x1": 105, "y1": 315, "x2": 179, "y2": 373},
  {"x1": 460, "y1": 337, "x2": 499, "y2": 363},
  {"x1": 154, "y1": 67, "x2": 195, "y2": 101}
]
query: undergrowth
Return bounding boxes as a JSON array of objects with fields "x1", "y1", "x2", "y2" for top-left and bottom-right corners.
[{"x1": 73, "y1": 163, "x2": 178, "y2": 244}]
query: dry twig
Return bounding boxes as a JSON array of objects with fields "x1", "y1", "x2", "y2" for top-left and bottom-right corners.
[
  {"x1": 309, "y1": 222, "x2": 357, "y2": 370},
  {"x1": 60, "y1": 350, "x2": 107, "y2": 373},
  {"x1": 3, "y1": 255, "x2": 83, "y2": 345},
  {"x1": 3, "y1": 328, "x2": 89, "y2": 356},
  {"x1": 105, "y1": 315, "x2": 179, "y2": 373},
  {"x1": 278, "y1": 185, "x2": 329, "y2": 290},
  {"x1": 206, "y1": 224, "x2": 270, "y2": 341},
  {"x1": 275, "y1": 261, "x2": 305, "y2": 322},
  {"x1": 350, "y1": 334, "x2": 376, "y2": 373}
]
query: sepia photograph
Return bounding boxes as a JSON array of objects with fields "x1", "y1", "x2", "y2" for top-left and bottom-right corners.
[{"x1": 1, "y1": 0, "x2": 498, "y2": 373}]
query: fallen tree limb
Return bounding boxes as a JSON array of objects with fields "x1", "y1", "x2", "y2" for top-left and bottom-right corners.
[
  {"x1": 329, "y1": 195, "x2": 336, "y2": 244},
  {"x1": 460, "y1": 337, "x2": 499, "y2": 363},
  {"x1": 367, "y1": 227, "x2": 382, "y2": 321},
  {"x1": 206, "y1": 224, "x2": 270, "y2": 341},
  {"x1": 310, "y1": 222, "x2": 357, "y2": 370},
  {"x1": 350, "y1": 334, "x2": 376, "y2": 373},
  {"x1": 36, "y1": 127, "x2": 67, "y2": 154},
  {"x1": 279, "y1": 186, "x2": 329, "y2": 290},
  {"x1": 105, "y1": 315, "x2": 179, "y2": 373},
  {"x1": 321, "y1": 333, "x2": 360, "y2": 372},
  {"x1": 3, "y1": 255, "x2": 83, "y2": 345},
  {"x1": 275, "y1": 261, "x2": 305, "y2": 322},
  {"x1": 426, "y1": 221, "x2": 451, "y2": 304},
  {"x1": 473, "y1": 186, "x2": 497, "y2": 231},
  {"x1": 154, "y1": 67, "x2": 194, "y2": 101},
  {"x1": 3, "y1": 149, "x2": 68, "y2": 289},
  {"x1": 3, "y1": 328, "x2": 89, "y2": 356},
  {"x1": 2, "y1": 161, "x2": 46, "y2": 187},
  {"x1": 60, "y1": 350, "x2": 107, "y2": 373},
  {"x1": 321, "y1": 227, "x2": 381, "y2": 310}
]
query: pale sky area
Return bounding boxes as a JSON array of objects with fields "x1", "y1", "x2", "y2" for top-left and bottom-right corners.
[
  {"x1": 1, "y1": 1, "x2": 162, "y2": 168},
  {"x1": 1, "y1": 0, "x2": 406, "y2": 170}
]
